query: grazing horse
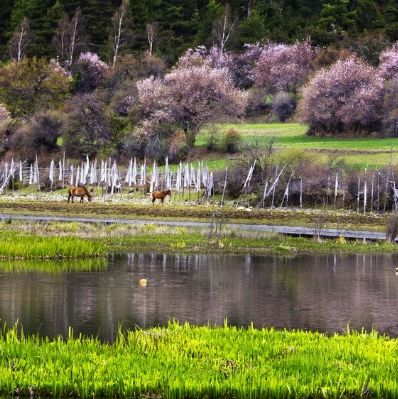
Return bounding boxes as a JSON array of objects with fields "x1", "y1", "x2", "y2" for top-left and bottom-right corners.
[
  {"x1": 68, "y1": 186, "x2": 92, "y2": 203},
  {"x1": 151, "y1": 190, "x2": 171, "y2": 206}
]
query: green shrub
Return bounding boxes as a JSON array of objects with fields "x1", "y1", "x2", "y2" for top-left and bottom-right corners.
[
  {"x1": 217, "y1": 128, "x2": 242, "y2": 153},
  {"x1": 204, "y1": 124, "x2": 220, "y2": 151}
]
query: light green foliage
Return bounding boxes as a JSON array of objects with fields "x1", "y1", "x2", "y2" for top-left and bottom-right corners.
[
  {"x1": 0, "y1": 58, "x2": 71, "y2": 119},
  {"x1": 0, "y1": 233, "x2": 106, "y2": 259},
  {"x1": 0, "y1": 321, "x2": 397, "y2": 398}
]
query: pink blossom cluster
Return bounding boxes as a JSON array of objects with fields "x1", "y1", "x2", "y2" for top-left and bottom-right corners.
[
  {"x1": 251, "y1": 39, "x2": 314, "y2": 93},
  {"x1": 379, "y1": 42, "x2": 398, "y2": 81},
  {"x1": 76, "y1": 52, "x2": 108, "y2": 89},
  {"x1": 135, "y1": 63, "x2": 247, "y2": 138},
  {"x1": 50, "y1": 58, "x2": 72, "y2": 78},
  {"x1": 299, "y1": 56, "x2": 384, "y2": 133}
]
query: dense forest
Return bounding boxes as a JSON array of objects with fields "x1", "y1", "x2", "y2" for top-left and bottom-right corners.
[{"x1": 1, "y1": 0, "x2": 398, "y2": 65}]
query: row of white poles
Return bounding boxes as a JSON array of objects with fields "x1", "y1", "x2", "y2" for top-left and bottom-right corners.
[{"x1": 0, "y1": 156, "x2": 396, "y2": 211}]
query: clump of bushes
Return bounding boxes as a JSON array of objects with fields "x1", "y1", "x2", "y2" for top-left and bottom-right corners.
[
  {"x1": 272, "y1": 92, "x2": 296, "y2": 122},
  {"x1": 218, "y1": 128, "x2": 242, "y2": 153},
  {"x1": 204, "y1": 127, "x2": 242, "y2": 153}
]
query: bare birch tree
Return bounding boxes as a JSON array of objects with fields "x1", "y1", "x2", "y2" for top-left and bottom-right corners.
[
  {"x1": 146, "y1": 22, "x2": 157, "y2": 59},
  {"x1": 52, "y1": 8, "x2": 84, "y2": 69},
  {"x1": 67, "y1": 7, "x2": 83, "y2": 69},
  {"x1": 247, "y1": 0, "x2": 254, "y2": 18},
  {"x1": 8, "y1": 18, "x2": 33, "y2": 62},
  {"x1": 109, "y1": 0, "x2": 129, "y2": 68},
  {"x1": 212, "y1": 4, "x2": 238, "y2": 53},
  {"x1": 52, "y1": 14, "x2": 69, "y2": 60}
]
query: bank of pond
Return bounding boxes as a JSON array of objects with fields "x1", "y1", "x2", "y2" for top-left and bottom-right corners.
[
  {"x1": 0, "y1": 219, "x2": 397, "y2": 259},
  {"x1": 0, "y1": 321, "x2": 396, "y2": 399}
]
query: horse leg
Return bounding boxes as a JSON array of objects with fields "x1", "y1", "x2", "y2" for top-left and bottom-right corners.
[{"x1": 161, "y1": 198, "x2": 164, "y2": 206}]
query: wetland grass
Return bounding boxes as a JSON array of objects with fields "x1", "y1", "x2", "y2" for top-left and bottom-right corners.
[
  {"x1": 0, "y1": 321, "x2": 398, "y2": 398},
  {"x1": 0, "y1": 232, "x2": 106, "y2": 259},
  {"x1": 0, "y1": 219, "x2": 395, "y2": 257}
]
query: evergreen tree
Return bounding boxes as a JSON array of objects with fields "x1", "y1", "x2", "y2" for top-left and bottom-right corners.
[
  {"x1": 31, "y1": 1, "x2": 66, "y2": 57},
  {"x1": 236, "y1": 9, "x2": 267, "y2": 46},
  {"x1": 382, "y1": 0, "x2": 398, "y2": 41},
  {"x1": 194, "y1": 0, "x2": 224, "y2": 48},
  {"x1": 81, "y1": 0, "x2": 120, "y2": 58},
  {"x1": 317, "y1": 0, "x2": 357, "y2": 39},
  {"x1": 0, "y1": 0, "x2": 15, "y2": 56}
]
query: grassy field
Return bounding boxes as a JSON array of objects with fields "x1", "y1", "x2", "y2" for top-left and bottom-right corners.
[
  {"x1": 1, "y1": 321, "x2": 397, "y2": 399},
  {"x1": 196, "y1": 123, "x2": 398, "y2": 169}
]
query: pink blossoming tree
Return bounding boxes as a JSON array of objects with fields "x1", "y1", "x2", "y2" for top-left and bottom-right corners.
[
  {"x1": 134, "y1": 62, "x2": 247, "y2": 155},
  {"x1": 251, "y1": 39, "x2": 315, "y2": 94},
  {"x1": 74, "y1": 52, "x2": 108, "y2": 93},
  {"x1": 299, "y1": 56, "x2": 385, "y2": 135}
]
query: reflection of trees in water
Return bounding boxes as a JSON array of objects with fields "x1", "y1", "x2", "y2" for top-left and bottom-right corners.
[{"x1": 0, "y1": 253, "x2": 397, "y2": 341}]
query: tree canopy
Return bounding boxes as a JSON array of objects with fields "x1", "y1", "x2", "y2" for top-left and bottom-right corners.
[{"x1": 1, "y1": 0, "x2": 398, "y2": 64}]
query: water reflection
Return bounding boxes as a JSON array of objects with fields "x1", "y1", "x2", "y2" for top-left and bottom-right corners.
[
  {"x1": 0, "y1": 253, "x2": 397, "y2": 341},
  {"x1": 0, "y1": 258, "x2": 107, "y2": 273}
]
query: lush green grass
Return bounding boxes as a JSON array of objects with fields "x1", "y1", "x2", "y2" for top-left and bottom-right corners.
[
  {"x1": 196, "y1": 123, "x2": 398, "y2": 169},
  {"x1": 0, "y1": 321, "x2": 397, "y2": 398},
  {"x1": 0, "y1": 231, "x2": 107, "y2": 259}
]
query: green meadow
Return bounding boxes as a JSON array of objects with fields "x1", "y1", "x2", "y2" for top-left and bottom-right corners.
[
  {"x1": 0, "y1": 321, "x2": 397, "y2": 399},
  {"x1": 196, "y1": 123, "x2": 398, "y2": 169}
]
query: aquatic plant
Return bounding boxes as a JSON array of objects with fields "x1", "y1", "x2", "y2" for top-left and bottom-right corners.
[
  {"x1": 0, "y1": 233, "x2": 106, "y2": 259},
  {"x1": 0, "y1": 321, "x2": 397, "y2": 398}
]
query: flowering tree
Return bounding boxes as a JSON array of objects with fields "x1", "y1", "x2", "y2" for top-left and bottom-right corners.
[
  {"x1": 251, "y1": 39, "x2": 315, "y2": 94},
  {"x1": 134, "y1": 62, "x2": 247, "y2": 150},
  {"x1": 177, "y1": 44, "x2": 262, "y2": 89},
  {"x1": 382, "y1": 78, "x2": 398, "y2": 136},
  {"x1": 299, "y1": 56, "x2": 385, "y2": 134},
  {"x1": 74, "y1": 52, "x2": 108, "y2": 93},
  {"x1": 379, "y1": 42, "x2": 398, "y2": 81}
]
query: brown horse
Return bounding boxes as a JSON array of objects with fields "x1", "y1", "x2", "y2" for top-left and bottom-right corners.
[
  {"x1": 151, "y1": 189, "x2": 171, "y2": 206},
  {"x1": 68, "y1": 186, "x2": 92, "y2": 203}
]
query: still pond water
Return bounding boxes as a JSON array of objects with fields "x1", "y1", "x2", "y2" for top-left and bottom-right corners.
[{"x1": 0, "y1": 252, "x2": 398, "y2": 341}]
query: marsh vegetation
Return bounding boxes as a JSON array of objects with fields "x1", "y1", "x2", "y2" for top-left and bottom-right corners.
[{"x1": 0, "y1": 321, "x2": 397, "y2": 399}]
